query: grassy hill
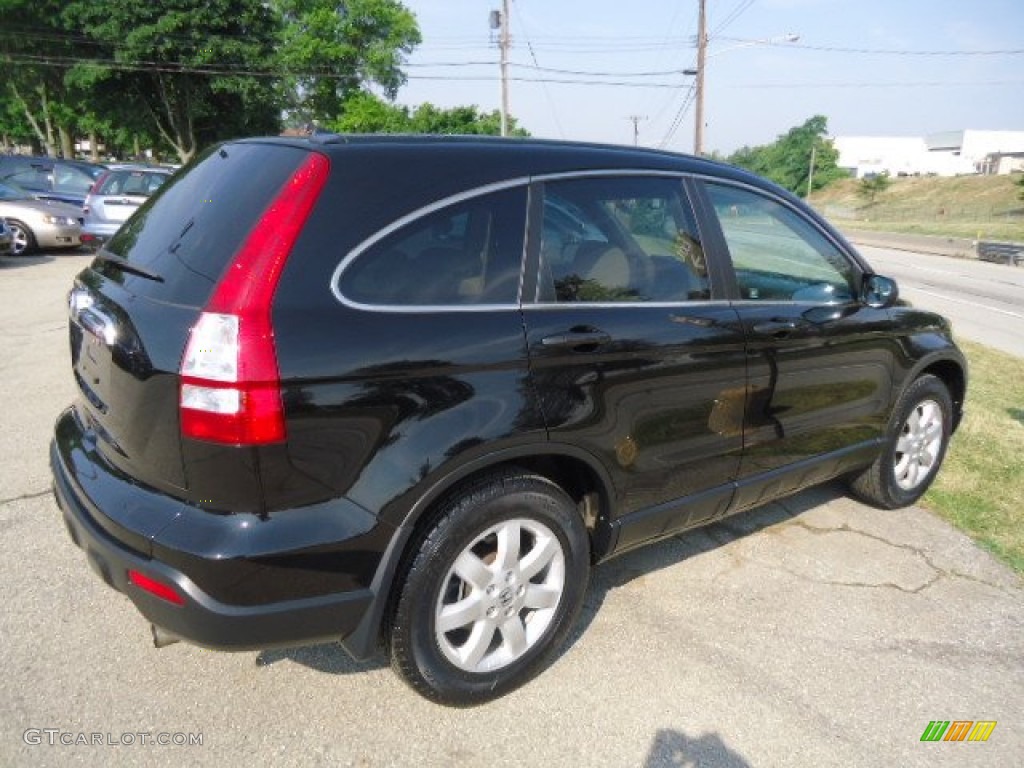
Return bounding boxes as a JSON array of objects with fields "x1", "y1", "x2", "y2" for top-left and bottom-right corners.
[{"x1": 809, "y1": 174, "x2": 1024, "y2": 241}]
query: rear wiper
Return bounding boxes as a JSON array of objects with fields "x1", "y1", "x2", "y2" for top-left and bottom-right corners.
[{"x1": 93, "y1": 250, "x2": 165, "y2": 282}]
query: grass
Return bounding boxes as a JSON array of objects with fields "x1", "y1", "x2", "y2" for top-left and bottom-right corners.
[
  {"x1": 809, "y1": 175, "x2": 1024, "y2": 241},
  {"x1": 923, "y1": 340, "x2": 1024, "y2": 573}
]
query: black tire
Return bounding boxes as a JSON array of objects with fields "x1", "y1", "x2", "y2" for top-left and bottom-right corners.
[
  {"x1": 7, "y1": 219, "x2": 37, "y2": 256},
  {"x1": 389, "y1": 469, "x2": 590, "y2": 706},
  {"x1": 849, "y1": 374, "x2": 952, "y2": 509}
]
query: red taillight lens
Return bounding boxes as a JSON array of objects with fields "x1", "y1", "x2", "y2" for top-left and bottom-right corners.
[
  {"x1": 128, "y1": 570, "x2": 185, "y2": 606},
  {"x1": 179, "y1": 152, "x2": 329, "y2": 446}
]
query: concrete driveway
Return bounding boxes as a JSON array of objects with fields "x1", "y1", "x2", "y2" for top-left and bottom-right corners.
[{"x1": 1, "y1": 253, "x2": 1020, "y2": 767}]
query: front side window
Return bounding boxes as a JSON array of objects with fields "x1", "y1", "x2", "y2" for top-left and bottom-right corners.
[
  {"x1": 538, "y1": 176, "x2": 709, "y2": 303},
  {"x1": 706, "y1": 183, "x2": 855, "y2": 303},
  {"x1": 339, "y1": 186, "x2": 527, "y2": 306}
]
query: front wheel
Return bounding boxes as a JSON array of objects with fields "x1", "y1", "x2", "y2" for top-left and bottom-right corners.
[
  {"x1": 389, "y1": 470, "x2": 590, "y2": 706},
  {"x1": 7, "y1": 219, "x2": 36, "y2": 256},
  {"x1": 849, "y1": 374, "x2": 953, "y2": 509}
]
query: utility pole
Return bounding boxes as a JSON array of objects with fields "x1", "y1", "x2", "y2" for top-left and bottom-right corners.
[
  {"x1": 806, "y1": 144, "x2": 817, "y2": 198},
  {"x1": 693, "y1": 0, "x2": 707, "y2": 156},
  {"x1": 627, "y1": 115, "x2": 648, "y2": 146},
  {"x1": 498, "y1": 0, "x2": 511, "y2": 137}
]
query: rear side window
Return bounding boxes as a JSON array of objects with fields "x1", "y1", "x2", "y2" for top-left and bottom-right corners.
[
  {"x1": 102, "y1": 143, "x2": 308, "y2": 305},
  {"x1": 338, "y1": 186, "x2": 527, "y2": 307},
  {"x1": 538, "y1": 176, "x2": 709, "y2": 303}
]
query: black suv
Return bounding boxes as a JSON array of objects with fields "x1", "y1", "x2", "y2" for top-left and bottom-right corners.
[{"x1": 51, "y1": 136, "x2": 965, "y2": 705}]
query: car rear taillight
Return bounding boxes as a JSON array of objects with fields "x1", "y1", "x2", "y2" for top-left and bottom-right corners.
[{"x1": 179, "y1": 152, "x2": 329, "y2": 445}]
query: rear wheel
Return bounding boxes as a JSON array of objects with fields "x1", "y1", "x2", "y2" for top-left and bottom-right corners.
[
  {"x1": 389, "y1": 470, "x2": 590, "y2": 706},
  {"x1": 849, "y1": 374, "x2": 952, "y2": 508},
  {"x1": 7, "y1": 220, "x2": 36, "y2": 256}
]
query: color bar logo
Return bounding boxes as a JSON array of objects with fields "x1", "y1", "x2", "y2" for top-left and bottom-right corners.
[{"x1": 920, "y1": 720, "x2": 997, "y2": 742}]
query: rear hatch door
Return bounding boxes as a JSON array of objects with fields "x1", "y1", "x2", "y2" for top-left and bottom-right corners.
[{"x1": 69, "y1": 142, "x2": 312, "y2": 500}]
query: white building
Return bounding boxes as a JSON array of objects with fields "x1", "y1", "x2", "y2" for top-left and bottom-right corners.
[{"x1": 833, "y1": 130, "x2": 1024, "y2": 178}]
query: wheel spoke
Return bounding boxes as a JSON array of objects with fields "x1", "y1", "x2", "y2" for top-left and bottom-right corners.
[
  {"x1": 895, "y1": 435, "x2": 914, "y2": 454},
  {"x1": 454, "y1": 551, "x2": 493, "y2": 590},
  {"x1": 495, "y1": 520, "x2": 521, "y2": 572},
  {"x1": 907, "y1": 407, "x2": 923, "y2": 435},
  {"x1": 437, "y1": 594, "x2": 483, "y2": 634},
  {"x1": 519, "y1": 533, "x2": 559, "y2": 581},
  {"x1": 500, "y1": 615, "x2": 528, "y2": 657},
  {"x1": 460, "y1": 619, "x2": 497, "y2": 669},
  {"x1": 524, "y1": 583, "x2": 561, "y2": 610}
]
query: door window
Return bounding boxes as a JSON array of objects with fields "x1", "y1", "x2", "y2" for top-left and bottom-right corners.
[
  {"x1": 538, "y1": 177, "x2": 709, "y2": 303},
  {"x1": 706, "y1": 183, "x2": 855, "y2": 303}
]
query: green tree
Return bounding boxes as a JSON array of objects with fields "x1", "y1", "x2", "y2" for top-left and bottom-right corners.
[
  {"x1": 858, "y1": 172, "x2": 891, "y2": 205},
  {"x1": 276, "y1": 0, "x2": 420, "y2": 124},
  {"x1": 330, "y1": 92, "x2": 529, "y2": 136},
  {"x1": 66, "y1": 0, "x2": 283, "y2": 163},
  {"x1": 0, "y1": 0, "x2": 81, "y2": 156},
  {"x1": 1016, "y1": 173, "x2": 1024, "y2": 202},
  {"x1": 727, "y1": 115, "x2": 847, "y2": 196}
]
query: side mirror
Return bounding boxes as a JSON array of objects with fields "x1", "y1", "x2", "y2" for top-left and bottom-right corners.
[{"x1": 861, "y1": 274, "x2": 899, "y2": 309}]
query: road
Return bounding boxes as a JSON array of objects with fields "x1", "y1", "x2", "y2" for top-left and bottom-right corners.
[
  {"x1": 857, "y1": 245, "x2": 1024, "y2": 358},
  {"x1": 1, "y1": 253, "x2": 1021, "y2": 768}
]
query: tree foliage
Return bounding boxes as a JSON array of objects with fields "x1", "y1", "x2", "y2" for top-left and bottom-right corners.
[
  {"x1": 66, "y1": 0, "x2": 282, "y2": 163},
  {"x1": 1, "y1": 1, "x2": 532, "y2": 162},
  {"x1": 1016, "y1": 173, "x2": 1024, "y2": 202},
  {"x1": 331, "y1": 92, "x2": 528, "y2": 136},
  {"x1": 858, "y1": 172, "x2": 892, "y2": 205},
  {"x1": 276, "y1": 0, "x2": 420, "y2": 124},
  {"x1": 727, "y1": 115, "x2": 848, "y2": 197}
]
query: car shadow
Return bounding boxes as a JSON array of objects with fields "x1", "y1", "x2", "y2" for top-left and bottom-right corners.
[
  {"x1": 1009, "y1": 408, "x2": 1024, "y2": 426},
  {"x1": 645, "y1": 727, "x2": 753, "y2": 767},
  {"x1": 254, "y1": 482, "x2": 849, "y2": 680},
  {"x1": 560, "y1": 481, "x2": 847, "y2": 660},
  {"x1": 0, "y1": 254, "x2": 55, "y2": 268}
]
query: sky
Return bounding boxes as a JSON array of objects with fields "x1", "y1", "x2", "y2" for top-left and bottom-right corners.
[{"x1": 392, "y1": 0, "x2": 1024, "y2": 155}]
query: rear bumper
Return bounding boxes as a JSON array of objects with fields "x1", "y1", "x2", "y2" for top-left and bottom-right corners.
[{"x1": 51, "y1": 407, "x2": 389, "y2": 652}]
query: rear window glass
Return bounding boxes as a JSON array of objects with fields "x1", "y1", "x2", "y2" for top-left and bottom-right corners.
[
  {"x1": 101, "y1": 143, "x2": 307, "y2": 305},
  {"x1": 96, "y1": 170, "x2": 170, "y2": 196},
  {"x1": 338, "y1": 186, "x2": 527, "y2": 306}
]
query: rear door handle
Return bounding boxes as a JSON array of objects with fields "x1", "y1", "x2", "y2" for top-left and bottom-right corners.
[
  {"x1": 752, "y1": 319, "x2": 800, "y2": 337},
  {"x1": 540, "y1": 330, "x2": 611, "y2": 349}
]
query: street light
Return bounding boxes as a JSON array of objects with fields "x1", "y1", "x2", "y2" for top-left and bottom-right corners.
[{"x1": 692, "y1": 23, "x2": 800, "y2": 156}]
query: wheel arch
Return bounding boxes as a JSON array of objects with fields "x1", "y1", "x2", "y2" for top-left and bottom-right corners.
[
  {"x1": 340, "y1": 442, "x2": 617, "y2": 660},
  {"x1": 907, "y1": 353, "x2": 967, "y2": 432}
]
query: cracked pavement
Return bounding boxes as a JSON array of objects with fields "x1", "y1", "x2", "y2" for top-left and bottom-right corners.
[{"x1": 1, "y1": 254, "x2": 1021, "y2": 767}]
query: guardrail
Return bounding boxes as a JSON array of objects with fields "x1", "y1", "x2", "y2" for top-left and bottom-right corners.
[{"x1": 977, "y1": 240, "x2": 1024, "y2": 266}]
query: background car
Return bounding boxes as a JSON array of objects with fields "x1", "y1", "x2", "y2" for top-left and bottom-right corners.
[
  {"x1": 0, "y1": 180, "x2": 82, "y2": 255},
  {"x1": 82, "y1": 166, "x2": 173, "y2": 246},
  {"x1": 0, "y1": 218, "x2": 12, "y2": 256},
  {"x1": 0, "y1": 155, "x2": 107, "y2": 207}
]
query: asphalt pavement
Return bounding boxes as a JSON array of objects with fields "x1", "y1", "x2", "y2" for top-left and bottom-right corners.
[
  {"x1": 1, "y1": 252, "x2": 1021, "y2": 768},
  {"x1": 855, "y1": 244, "x2": 1024, "y2": 359}
]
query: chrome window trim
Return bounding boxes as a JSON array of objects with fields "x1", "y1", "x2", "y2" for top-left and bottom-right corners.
[
  {"x1": 329, "y1": 170, "x2": 698, "y2": 314},
  {"x1": 522, "y1": 299, "x2": 733, "y2": 311},
  {"x1": 330, "y1": 177, "x2": 530, "y2": 313}
]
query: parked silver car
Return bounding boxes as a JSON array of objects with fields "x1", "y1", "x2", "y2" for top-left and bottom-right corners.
[
  {"x1": 82, "y1": 166, "x2": 172, "y2": 246},
  {"x1": 0, "y1": 180, "x2": 82, "y2": 255}
]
